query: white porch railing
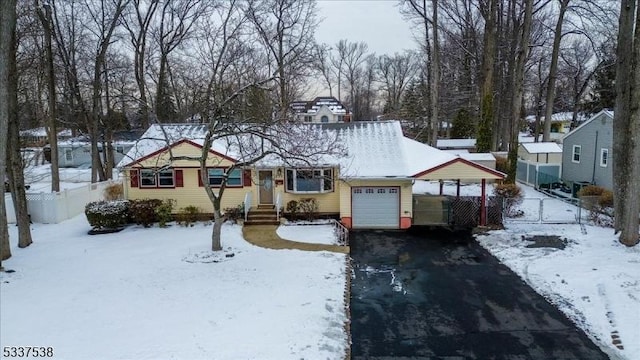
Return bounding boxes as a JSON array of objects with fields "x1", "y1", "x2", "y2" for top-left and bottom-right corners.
[
  {"x1": 243, "y1": 192, "x2": 252, "y2": 222},
  {"x1": 275, "y1": 192, "x2": 283, "y2": 221},
  {"x1": 330, "y1": 219, "x2": 350, "y2": 246}
]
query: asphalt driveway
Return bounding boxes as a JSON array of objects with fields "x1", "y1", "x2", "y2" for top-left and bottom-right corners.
[{"x1": 350, "y1": 229, "x2": 609, "y2": 360}]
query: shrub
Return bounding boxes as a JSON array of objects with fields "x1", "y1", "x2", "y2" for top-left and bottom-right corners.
[
  {"x1": 129, "y1": 199, "x2": 163, "y2": 227},
  {"x1": 177, "y1": 205, "x2": 202, "y2": 227},
  {"x1": 85, "y1": 200, "x2": 129, "y2": 229},
  {"x1": 493, "y1": 183, "x2": 523, "y2": 217},
  {"x1": 223, "y1": 205, "x2": 244, "y2": 224},
  {"x1": 598, "y1": 190, "x2": 614, "y2": 208},
  {"x1": 494, "y1": 156, "x2": 508, "y2": 174},
  {"x1": 286, "y1": 200, "x2": 299, "y2": 220},
  {"x1": 578, "y1": 185, "x2": 605, "y2": 197},
  {"x1": 155, "y1": 199, "x2": 175, "y2": 228},
  {"x1": 298, "y1": 198, "x2": 318, "y2": 221},
  {"x1": 103, "y1": 183, "x2": 124, "y2": 200}
]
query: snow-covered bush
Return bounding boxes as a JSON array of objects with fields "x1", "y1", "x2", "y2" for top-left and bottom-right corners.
[
  {"x1": 129, "y1": 199, "x2": 164, "y2": 227},
  {"x1": 493, "y1": 183, "x2": 523, "y2": 217},
  {"x1": 85, "y1": 200, "x2": 129, "y2": 229}
]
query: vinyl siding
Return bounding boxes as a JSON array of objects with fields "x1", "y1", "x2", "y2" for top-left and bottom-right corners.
[
  {"x1": 127, "y1": 167, "x2": 247, "y2": 212},
  {"x1": 415, "y1": 161, "x2": 503, "y2": 180},
  {"x1": 136, "y1": 141, "x2": 236, "y2": 168},
  {"x1": 561, "y1": 112, "x2": 613, "y2": 189}
]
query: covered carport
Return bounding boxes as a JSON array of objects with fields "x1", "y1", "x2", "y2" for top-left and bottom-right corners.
[{"x1": 403, "y1": 138, "x2": 505, "y2": 226}]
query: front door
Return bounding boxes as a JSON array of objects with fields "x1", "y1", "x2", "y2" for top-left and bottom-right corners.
[{"x1": 259, "y1": 170, "x2": 274, "y2": 204}]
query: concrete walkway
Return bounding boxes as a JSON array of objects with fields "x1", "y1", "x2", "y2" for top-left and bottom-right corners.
[{"x1": 242, "y1": 225, "x2": 350, "y2": 254}]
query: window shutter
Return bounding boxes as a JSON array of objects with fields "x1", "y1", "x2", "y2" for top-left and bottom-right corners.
[
  {"x1": 243, "y1": 170, "x2": 252, "y2": 187},
  {"x1": 130, "y1": 169, "x2": 139, "y2": 188},
  {"x1": 175, "y1": 170, "x2": 184, "y2": 187},
  {"x1": 197, "y1": 169, "x2": 203, "y2": 187}
]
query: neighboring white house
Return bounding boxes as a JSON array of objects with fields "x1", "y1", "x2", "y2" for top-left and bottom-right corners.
[
  {"x1": 525, "y1": 112, "x2": 589, "y2": 142},
  {"x1": 290, "y1": 96, "x2": 350, "y2": 123},
  {"x1": 19, "y1": 127, "x2": 73, "y2": 146}
]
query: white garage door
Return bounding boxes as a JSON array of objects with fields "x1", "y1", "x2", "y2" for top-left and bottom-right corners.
[{"x1": 352, "y1": 187, "x2": 400, "y2": 228}]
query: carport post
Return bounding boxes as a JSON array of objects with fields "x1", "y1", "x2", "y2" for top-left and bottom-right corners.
[
  {"x1": 480, "y1": 179, "x2": 486, "y2": 226},
  {"x1": 456, "y1": 180, "x2": 460, "y2": 198},
  {"x1": 439, "y1": 180, "x2": 444, "y2": 195}
]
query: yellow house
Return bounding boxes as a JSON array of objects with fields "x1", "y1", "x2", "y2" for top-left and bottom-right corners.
[{"x1": 118, "y1": 121, "x2": 504, "y2": 229}]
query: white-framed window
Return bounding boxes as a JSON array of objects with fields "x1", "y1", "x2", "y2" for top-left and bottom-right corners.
[
  {"x1": 115, "y1": 145, "x2": 124, "y2": 154},
  {"x1": 140, "y1": 169, "x2": 157, "y2": 187},
  {"x1": 320, "y1": 115, "x2": 329, "y2": 123},
  {"x1": 207, "y1": 168, "x2": 242, "y2": 187},
  {"x1": 64, "y1": 149, "x2": 73, "y2": 162},
  {"x1": 157, "y1": 169, "x2": 174, "y2": 187},
  {"x1": 600, "y1": 148, "x2": 609, "y2": 167},
  {"x1": 572, "y1": 145, "x2": 581, "y2": 163},
  {"x1": 304, "y1": 115, "x2": 312, "y2": 122},
  {"x1": 285, "y1": 168, "x2": 333, "y2": 193}
]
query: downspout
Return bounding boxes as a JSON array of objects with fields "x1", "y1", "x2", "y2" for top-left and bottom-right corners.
[{"x1": 591, "y1": 131, "x2": 598, "y2": 184}]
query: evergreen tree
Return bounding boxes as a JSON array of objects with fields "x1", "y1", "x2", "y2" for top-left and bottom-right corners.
[
  {"x1": 451, "y1": 108, "x2": 475, "y2": 138},
  {"x1": 582, "y1": 53, "x2": 616, "y2": 114}
]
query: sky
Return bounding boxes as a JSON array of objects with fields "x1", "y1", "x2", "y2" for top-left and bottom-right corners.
[{"x1": 315, "y1": 0, "x2": 417, "y2": 56}]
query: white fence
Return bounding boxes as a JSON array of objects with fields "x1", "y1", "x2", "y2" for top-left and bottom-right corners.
[{"x1": 5, "y1": 180, "x2": 118, "y2": 224}]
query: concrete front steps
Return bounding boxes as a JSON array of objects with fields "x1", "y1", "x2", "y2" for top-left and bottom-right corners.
[{"x1": 244, "y1": 205, "x2": 280, "y2": 225}]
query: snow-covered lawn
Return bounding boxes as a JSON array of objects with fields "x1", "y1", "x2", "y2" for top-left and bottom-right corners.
[
  {"x1": 416, "y1": 179, "x2": 640, "y2": 359},
  {"x1": 1, "y1": 217, "x2": 348, "y2": 360},
  {"x1": 277, "y1": 223, "x2": 339, "y2": 245}
]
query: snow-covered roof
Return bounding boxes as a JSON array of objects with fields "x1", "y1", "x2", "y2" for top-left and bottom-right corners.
[
  {"x1": 20, "y1": 127, "x2": 72, "y2": 138},
  {"x1": 402, "y1": 137, "x2": 457, "y2": 177},
  {"x1": 442, "y1": 149, "x2": 470, "y2": 155},
  {"x1": 525, "y1": 112, "x2": 589, "y2": 123},
  {"x1": 436, "y1": 138, "x2": 476, "y2": 148},
  {"x1": 521, "y1": 142, "x2": 562, "y2": 154},
  {"x1": 460, "y1": 153, "x2": 496, "y2": 162},
  {"x1": 119, "y1": 121, "x2": 502, "y2": 180}
]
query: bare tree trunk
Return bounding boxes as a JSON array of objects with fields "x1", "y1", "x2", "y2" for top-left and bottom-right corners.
[
  {"x1": 477, "y1": 0, "x2": 497, "y2": 152},
  {"x1": 0, "y1": 0, "x2": 16, "y2": 265},
  {"x1": 508, "y1": 0, "x2": 534, "y2": 183},
  {"x1": 6, "y1": 10, "x2": 32, "y2": 248},
  {"x1": 614, "y1": 0, "x2": 640, "y2": 246},
  {"x1": 430, "y1": 0, "x2": 439, "y2": 147},
  {"x1": 36, "y1": 3, "x2": 60, "y2": 192},
  {"x1": 542, "y1": 0, "x2": 570, "y2": 142}
]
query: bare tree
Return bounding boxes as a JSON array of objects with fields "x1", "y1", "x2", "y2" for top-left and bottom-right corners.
[
  {"x1": 312, "y1": 43, "x2": 334, "y2": 97},
  {"x1": 155, "y1": 0, "x2": 205, "y2": 122},
  {"x1": 476, "y1": 0, "x2": 498, "y2": 152},
  {"x1": 35, "y1": 1, "x2": 60, "y2": 192},
  {"x1": 123, "y1": 0, "x2": 160, "y2": 129},
  {"x1": 507, "y1": 0, "x2": 535, "y2": 182},
  {"x1": 335, "y1": 40, "x2": 369, "y2": 120},
  {"x1": 248, "y1": 0, "x2": 319, "y2": 119},
  {"x1": 1, "y1": 0, "x2": 32, "y2": 250},
  {"x1": 377, "y1": 51, "x2": 419, "y2": 117},
  {"x1": 613, "y1": 0, "x2": 640, "y2": 246},
  {"x1": 0, "y1": 0, "x2": 17, "y2": 266}
]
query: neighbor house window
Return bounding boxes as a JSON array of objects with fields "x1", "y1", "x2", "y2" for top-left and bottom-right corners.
[
  {"x1": 320, "y1": 115, "x2": 329, "y2": 123},
  {"x1": 600, "y1": 148, "x2": 609, "y2": 167},
  {"x1": 64, "y1": 149, "x2": 73, "y2": 162},
  {"x1": 572, "y1": 145, "x2": 581, "y2": 163},
  {"x1": 304, "y1": 115, "x2": 312, "y2": 122},
  {"x1": 285, "y1": 168, "x2": 333, "y2": 193},
  {"x1": 140, "y1": 169, "x2": 157, "y2": 187},
  {"x1": 115, "y1": 145, "x2": 124, "y2": 153},
  {"x1": 207, "y1": 168, "x2": 242, "y2": 187}
]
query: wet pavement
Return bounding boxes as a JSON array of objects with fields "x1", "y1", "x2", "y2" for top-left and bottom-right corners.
[{"x1": 350, "y1": 229, "x2": 609, "y2": 360}]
